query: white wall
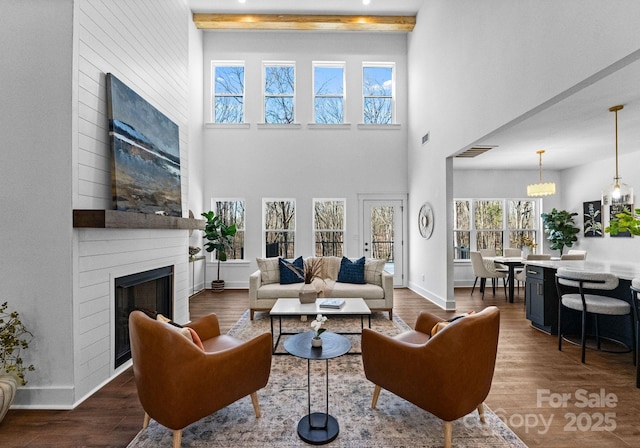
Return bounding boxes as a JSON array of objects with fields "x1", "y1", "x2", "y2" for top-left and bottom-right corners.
[
  {"x1": 561, "y1": 151, "x2": 640, "y2": 263},
  {"x1": 1, "y1": 0, "x2": 194, "y2": 408},
  {"x1": 1, "y1": 0, "x2": 75, "y2": 407},
  {"x1": 201, "y1": 31, "x2": 408, "y2": 283},
  {"x1": 407, "y1": 0, "x2": 640, "y2": 309}
]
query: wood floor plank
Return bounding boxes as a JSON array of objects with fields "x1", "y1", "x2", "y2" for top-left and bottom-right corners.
[{"x1": 1, "y1": 287, "x2": 639, "y2": 447}]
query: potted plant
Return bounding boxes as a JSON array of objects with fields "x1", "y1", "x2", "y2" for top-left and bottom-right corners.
[
  {"x1": 310, "y1": 314, "x2": 328, "y2": 347},
  {"x1": 606, "y1": 207, "x2": 640, "y2": 236},
  {"x1": 202, "y1": 211, "x2": 237, "y2": 292},
  {"x1": 0, "y1": 301, "x2": 35, "y2": 422},
  {"x1": 540, "y1": 208, "x2": 580, "y2": 255}
]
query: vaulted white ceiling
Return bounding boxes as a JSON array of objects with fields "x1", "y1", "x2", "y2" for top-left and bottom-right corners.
[{"x1": 187, "y1": 0, "x2": 640, "y2": 172}]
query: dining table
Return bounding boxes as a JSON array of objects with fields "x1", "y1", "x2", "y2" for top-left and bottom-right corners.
[{"x1": 491, "y1": 256, "x2": 524, "y2": 303}]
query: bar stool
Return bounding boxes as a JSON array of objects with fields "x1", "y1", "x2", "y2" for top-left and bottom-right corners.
[
  {"x1": 555, "y1": 268, "x2": 634, "y2": 364},
  {"x1": 631, "y1": 278, "x2": 640, "y2": 387}
]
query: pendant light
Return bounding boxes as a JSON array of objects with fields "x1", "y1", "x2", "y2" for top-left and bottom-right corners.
[
  {"x1": 527, "y1": 150, "x2": 556, "y2": 196},
  {"x1": 602, "y1": 105, "x2": 633, "y2": 205}
]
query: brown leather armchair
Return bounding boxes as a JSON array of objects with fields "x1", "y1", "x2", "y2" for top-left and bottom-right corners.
[
  {"x1": 361, "y1": 306, "x2": 500, "y2": 448},
  {"x1": 128, "y1": 311, "x2": 272, "y2": 448}
]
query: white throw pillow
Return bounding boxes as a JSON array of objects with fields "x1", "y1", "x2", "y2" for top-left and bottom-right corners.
[
  {"x1": 364, "y1": 258, "x2": 386, "y2": 286},
  {"x1": 256, "y1": 257, "x2": 280, "y2": 284}
]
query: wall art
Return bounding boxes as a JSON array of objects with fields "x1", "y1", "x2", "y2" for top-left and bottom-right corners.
[
  {"x1": 582, "y1": 200, "x2": 602, "y2": 237},
  {"x1": 106, "y1": 73, "x2": 182, "y2": 217}
]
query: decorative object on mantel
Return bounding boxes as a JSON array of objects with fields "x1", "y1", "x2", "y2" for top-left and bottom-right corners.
[
  {"x1": 527, "y1": 149, "x2": 556, "y2": 197},
  {"x1": 202, "y1": 211, "x2": 237, "y2": 292},
  {"x1": 602, "y1": 105, "x2": 634, "y2": 205},
  {"x1": 583, "y1": 200, "x2": 603, "y2": 237},
  {"x1": 188, "y1": 246, "x2": 201, "y2": 259},
  {"x1": 606, "y1": 204, "x2": 638, "y2": 237},
  {"x1": 540, "y1": 208, "x2": 579, "y2": 255},
  {"x1": 0, "y1": 301, "x2": 35, "y2": 423}
]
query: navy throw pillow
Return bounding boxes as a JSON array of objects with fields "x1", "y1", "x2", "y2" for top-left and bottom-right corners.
[
  {"x1": 279, "y1": 256, "x2": 304, "y2": 284},
  {"x1": 337, "y1": 257, "x2": 366, "y2": 284}
]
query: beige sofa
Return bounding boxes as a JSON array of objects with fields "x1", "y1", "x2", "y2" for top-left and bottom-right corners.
[{"x1": 249, "y1": 256, "x2": 394, "y2": 320}]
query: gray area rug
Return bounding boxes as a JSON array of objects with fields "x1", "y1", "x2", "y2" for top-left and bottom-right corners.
[{"x1": 128, "y1": 311, "x2": 527, "y2": 447}]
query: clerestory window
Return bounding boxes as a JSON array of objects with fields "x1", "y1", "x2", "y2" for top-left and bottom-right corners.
[
  {"x1": 313, "y1": 62, "x2": 345, "y2": 124},
  {"x1": 212, "y1": 62, "x2": 245, "y2": 123},
  {"x1": 263, "y1": 62, "x2": 295, "y2": 124},
  {"x1": 362, "y1": 63, "x2": 395, "y2": 124}
]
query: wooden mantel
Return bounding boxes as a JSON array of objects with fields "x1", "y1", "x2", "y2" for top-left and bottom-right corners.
[{"x1": 73, "y1": 209, "x2": 205, "y2": 230}]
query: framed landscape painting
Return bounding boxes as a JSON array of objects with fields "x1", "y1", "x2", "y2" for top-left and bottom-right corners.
[
  {"x1": 583, "y1": 200, "x2": 602, "y2": 237},
  {"x1": 106, "y1": 73, "x2": 182, "y2": 217}
]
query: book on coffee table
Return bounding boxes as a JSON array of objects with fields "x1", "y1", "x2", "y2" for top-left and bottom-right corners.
[{"x1": 319, "y1": 299, "x2": 346, "y2": 309}]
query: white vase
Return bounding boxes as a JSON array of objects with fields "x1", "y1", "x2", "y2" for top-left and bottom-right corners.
[
  {"x1": 311, "y1": 337, "x2": 323, "y2": 348},
  {"x1": 0, "y1": 374, "x2": 18, "y2": 423}
]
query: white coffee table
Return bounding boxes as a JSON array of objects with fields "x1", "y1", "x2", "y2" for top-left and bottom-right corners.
[{"x1": 270, "y1": 298, "x2": 371, "y2": 354}]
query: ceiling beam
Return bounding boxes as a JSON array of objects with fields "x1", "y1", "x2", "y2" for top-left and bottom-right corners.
[{"x1": 192, "y1": 13, "x2": 416, "y2": 32}]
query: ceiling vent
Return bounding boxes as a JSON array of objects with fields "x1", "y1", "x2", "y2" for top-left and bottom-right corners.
[{"x1": 456, "y1": 145, "x2": 497, "y2": 158}]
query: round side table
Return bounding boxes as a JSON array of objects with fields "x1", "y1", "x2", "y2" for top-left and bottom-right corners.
[{"x1": 284, "y1": 331, "x2": 351, "y2": 445}]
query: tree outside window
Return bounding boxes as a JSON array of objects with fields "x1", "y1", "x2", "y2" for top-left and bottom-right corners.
[
  {"x1": 264, "y1": 63, "x2": 295, "y2": 124},
  {"x1": 453, "y1": 200, "x2": 471, "y2": 260},
  {"x1": 363, "y1": 64, "x2": 394, "y2": 124},
  {"x1": 508, "y1": 200, "x2": 536, "y2": 250},
  {"x1": 313, "y1": 199, "x2": 345, "y2": 256},
  {"x1": 212, "y1": 63, "x2": 244, "y2": 123},
  {"x1": 313, "y1": 63, "x2": 345, "y2": 124},
  {"x1": 213, "y1": 199, "x2": 245, "y2": 259},
  {"x1": 264, "y1": 200, "x2": 295, "y2": 258},
  {"x1": 474, "y1": 200, "x2": 504, "y2": 254},
  {"x1": 453, "y1": 198, "x2": 540, "y2": 259}
]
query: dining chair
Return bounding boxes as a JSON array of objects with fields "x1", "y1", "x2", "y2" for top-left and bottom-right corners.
[
  {"x1": 560, "y1": 252, "x2": 587, "y2": 260},
  {"x1": 479, "y1": 248, "x2": 497, "y2": 257},
  {"x1": 503, "y1": 248, "x2": 522, "y2": 257},
  {"x1": 567, "y1": 249, "x2": 587, "y2": 259},
  {"x1": 514, "y1": 254, "x2": 552, "y2": 289},
  {"x1": 555, "y1": 268, "x2": 633, "y2": 364},
  {"x1": 470, "y1": 251, "x2": 507, "y2": 299}
]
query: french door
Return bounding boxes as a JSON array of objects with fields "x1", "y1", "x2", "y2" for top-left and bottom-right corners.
[{"x1": 362, "y1": 199, "x2": 404, "y2": 286}]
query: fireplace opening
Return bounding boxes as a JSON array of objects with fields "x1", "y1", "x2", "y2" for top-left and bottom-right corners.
[{"x1": 115, "y1": 266, "x2": 173, "y2": 368}]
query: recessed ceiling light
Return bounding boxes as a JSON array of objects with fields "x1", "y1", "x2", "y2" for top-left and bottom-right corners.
[
  {"x1": 363, "y1": 0, "x2": 371, "y2": 5},
  {"x1": 238, "y1": 0, "x2": 246, "y2": 3}
]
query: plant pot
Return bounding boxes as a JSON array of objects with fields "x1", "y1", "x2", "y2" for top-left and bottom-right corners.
[
  {"x1": 311, "y1": 337, "x2": 323, "y2": 348},
  {"x1": 0, "y1": 374, "x2": 18, "y2": 423},
  {"x1": 210, "y1": 280, "x2": 225, "y2": 292}
]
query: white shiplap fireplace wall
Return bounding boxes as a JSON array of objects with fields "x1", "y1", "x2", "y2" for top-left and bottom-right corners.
[{"x1": 69, "y1": 0, "x2": 192, "y2": 407}]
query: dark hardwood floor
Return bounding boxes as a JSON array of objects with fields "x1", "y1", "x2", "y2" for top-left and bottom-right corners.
[{"x1": 1, "y1": 287, "x2": 639, "y2": 447}]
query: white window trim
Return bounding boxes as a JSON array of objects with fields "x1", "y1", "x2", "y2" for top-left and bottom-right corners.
[
  {"x1": 312, "y1": 198, "x2": 346, "y2": 256},
  {"x1": 262, "y1": 61, "x2": 297, "y2": 125},
  {"x1": 362, "y1": 61, "x2": 396, "y2": 125},
  {"x1": 211, "y1": 60, "x2": 245, "y2": 124}
]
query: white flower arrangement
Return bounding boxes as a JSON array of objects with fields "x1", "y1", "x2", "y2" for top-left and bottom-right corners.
[{"x1": 310, "y1": 314, "x2": 328, "y2": 339}]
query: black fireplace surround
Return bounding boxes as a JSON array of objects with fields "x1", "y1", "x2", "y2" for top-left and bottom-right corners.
[{"x1": 114, "y1": 266, "x2": 173, "y2": 368}]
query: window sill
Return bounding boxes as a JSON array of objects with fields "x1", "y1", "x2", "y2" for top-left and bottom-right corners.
[
  {"x1": 306, "y1": 123, "x2": 351, "y2": 130},
  {"x1": 204, "y1": 123, "x2": 250, "y2": 129},
  {"x1": 257, "y1": 123, "x2": 302, "y2": 129},
  {"x1": 357, "y1": 123, "x2": 402, "y2": 130}
]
